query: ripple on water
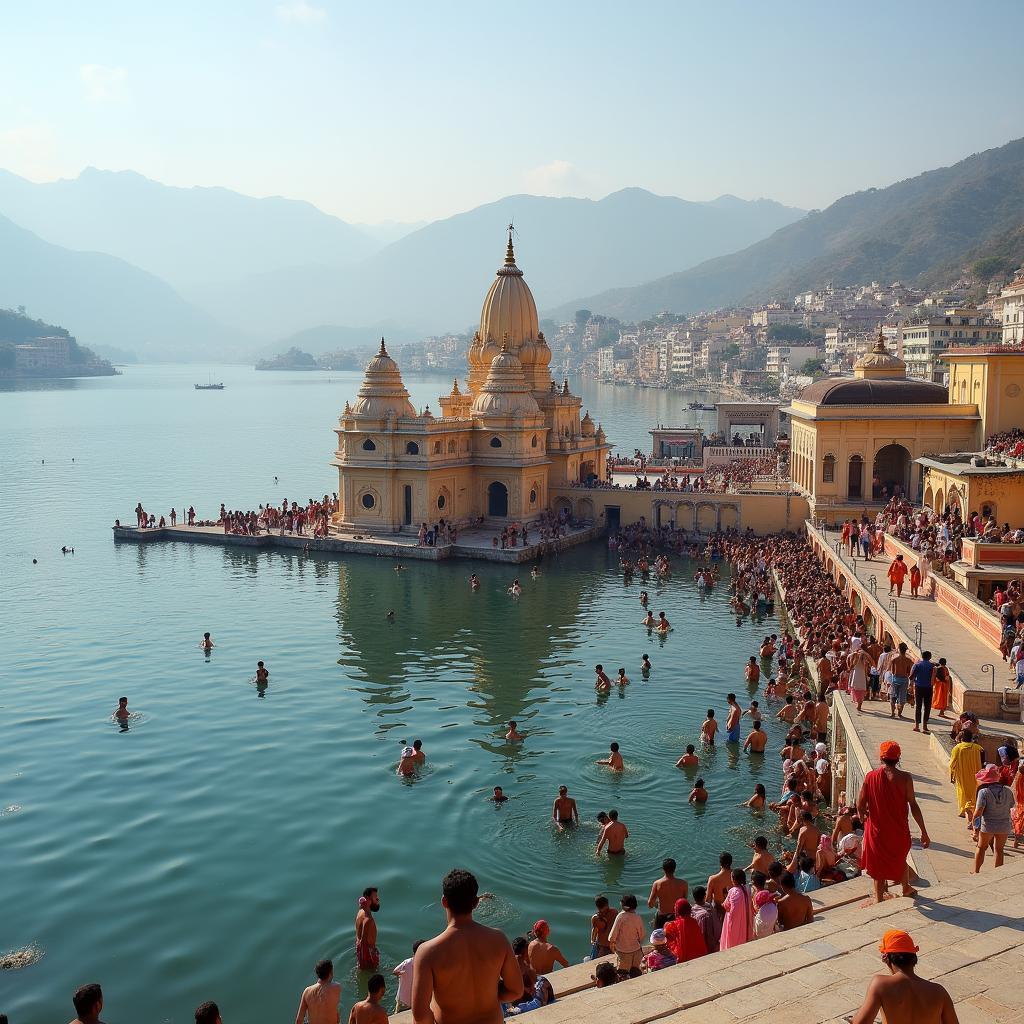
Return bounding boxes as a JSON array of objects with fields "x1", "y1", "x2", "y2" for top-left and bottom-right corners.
[{"x1": 0, "y1": 944, "x2": 44, "y2": 970}]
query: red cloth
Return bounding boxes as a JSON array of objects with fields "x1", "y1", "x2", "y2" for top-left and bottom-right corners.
[
  {"x1": 355, "y1": 938, "x2": 380, "y2": 971},
  {"x1": 860, "y1": 766, "x2": 911, "y2": 883},
  {"x1": 664, "y1": 916, "x2": 708, "y2": 963}
]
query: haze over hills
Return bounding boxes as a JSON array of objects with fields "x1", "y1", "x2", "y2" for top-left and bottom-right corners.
[
  {"x1": 549, "y1": 136, "x2": 1024, "y2": 322},
  {"x1": 186, "y1": 189, "x2": 805, "y2": 339},
  {"x1": 0, "y1": 171, "x2": 803, "y2": 346},
  {"x1": 0, "y1": 167, "x2": 379, "y2": 289},
  {"x1": 0, "y1": 214, "x2": 235, "y2": 359}
]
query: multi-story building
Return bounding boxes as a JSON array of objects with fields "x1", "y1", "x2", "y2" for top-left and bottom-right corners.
[
  {"x1": 750, "y1": 306, "x2": 804, "y2": 328},
  {"x1": 995, "y1": 273, "x2": 1024, "y2": 345},
  {"x1": 14, "y1": 336, "x2": 71, "y2": 370},
  {"x1": 900, "y1": 308, "x2": 1002, "y2": 383},
  {"x1": 596, "y1": 346, "x2": 615, "y2": 377},
  {"x1": 766, "y1": 344, "x2": 819, "y2": 379}
]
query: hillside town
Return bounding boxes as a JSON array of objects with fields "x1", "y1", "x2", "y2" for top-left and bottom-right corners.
[{"x1": 391, "y1": 267, "x2": 1023, "y2": 402}]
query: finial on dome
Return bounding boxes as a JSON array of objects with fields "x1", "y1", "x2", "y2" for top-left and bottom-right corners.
[
  {"x1": 562, "y1": 378, "x2": 569, "y2": 395},
  {"x1": 379, "y1": 336, "x2": 387, "y2": 356},
  {"x1": 344, "y1": 400, "x2": 351, "y2": 414},
  {"x1": 505, "y1": 222, "x2": 516, "y2": 266},
  {"x1": 501, "y1": 334, "x2": 510, "y2": 353},
  {"x1": 451, "y1": 378, "x2": 461, "y2": 395},
  {"x1": 873, "y1": 323, "x2": 887, "y2": 353}
]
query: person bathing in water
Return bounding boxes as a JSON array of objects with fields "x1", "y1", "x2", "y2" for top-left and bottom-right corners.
[{"x1": 596, "y1": 742, "x2": 624, "y2": 771}]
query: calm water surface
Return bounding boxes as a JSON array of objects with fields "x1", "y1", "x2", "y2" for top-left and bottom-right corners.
[{"x1": 0, "y1": 366, "x2": 777, "y2": 1022}]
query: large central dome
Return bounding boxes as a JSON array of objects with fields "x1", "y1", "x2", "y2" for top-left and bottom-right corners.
[
  {"x1": 467, "y1": 232, "x2": 552, "y2": 394},
  {"x1": 478, "y1": 235, "x2": 540, "y2": 347}
]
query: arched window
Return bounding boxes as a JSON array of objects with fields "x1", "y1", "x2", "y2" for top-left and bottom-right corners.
[
  {"x1": 529, "y1": 488, "x2": 537, "y2": 504},
  {"x1": 405, "y1": 441, "x2": 419, "y2": 455},
  {"x1": 531, "y1": 434, "x2": 538, "y2": 448},
  {"x1": 447, "y1": 440, "x2": 457, "y2": 454},
  {"x1": 822, "y1": 454, "x2": 835, "y2": 483},
  {"x1": 848, "y1": 454, "x2": 863, "y2": 499},
  {"x1": 437, "y1": 493, "x2": 447, "y2": 510},
  {"x1": 360, "y1": 492, "x2": 376, "y2": 510},
  {"x1": 432, "y1": 441, "x2": 442, "y2": 454},
  {"x1": 490, "y1": 436, "x2": 502, "y2": 449},
  {"x1": 361, "y1": 438, "x2": 376, "y2": 452}
]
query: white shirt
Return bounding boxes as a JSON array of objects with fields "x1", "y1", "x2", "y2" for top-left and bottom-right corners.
[
  {"x1": 608, "y1": 909, "x2": 645, "y2": 953},
  {"x1": 394, "y1": 957, "x2": 414, "y2": 1006}
]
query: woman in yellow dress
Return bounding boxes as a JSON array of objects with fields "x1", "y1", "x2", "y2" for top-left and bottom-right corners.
[{"x1": 949, "y1": 729, "x2": 985, "y2": 833}]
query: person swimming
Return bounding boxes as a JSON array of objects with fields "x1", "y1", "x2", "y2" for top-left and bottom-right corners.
[
  {"x1": 508, "y1": 579, "x2": 522, "y2": 597},
  {"x1": 113, "y1": 697, "x2": 130, "y2": 721},
  {"x1": 506, "y1": 720, "x2": 524, "y2": 742},
  {"x1": 469, "y1": 573, "x2": 480, "y2": 589},
  {"x1": 200, "y1": 632, "x2": 214, "y2": 651}
]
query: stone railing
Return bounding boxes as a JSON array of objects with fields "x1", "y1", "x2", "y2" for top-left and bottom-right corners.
[{"x1": 960, "y1": 537, "x2": 1024, "y2": 567}]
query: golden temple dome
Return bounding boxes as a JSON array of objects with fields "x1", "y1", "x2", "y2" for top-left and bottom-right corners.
[
  {"x1": 471, "y1": 342, "x2": 541, "y2": 418},
  {"x1": 468, "y1": 231, "x2": 552, "y2": 393},
  {"x1": 853, "y1": 326, "x2": 906, "y2": 379},
  {"x1": 350, "y1": 338, "x2": 417, "y2": 419}
]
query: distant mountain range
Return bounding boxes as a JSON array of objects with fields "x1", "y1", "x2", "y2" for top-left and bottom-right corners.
[
  {"x1": 0, "y1": 214, "x2": 233, "y2": 359},
  {"x1": 0, "y1": 171, "x2": 803, "y2": 348},
  {"x1": 549, "y1": 137, "x2": 1024, "y2": 321}
]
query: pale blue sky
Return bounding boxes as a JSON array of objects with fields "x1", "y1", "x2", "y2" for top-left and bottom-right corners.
[{"x1": 1, "y1": 0, "x2": 1022, "y2": 223}]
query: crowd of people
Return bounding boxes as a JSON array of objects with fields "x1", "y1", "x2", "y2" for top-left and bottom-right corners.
[{"x1": 985, "y1": 427, "x2": 1024, "y2": 459}]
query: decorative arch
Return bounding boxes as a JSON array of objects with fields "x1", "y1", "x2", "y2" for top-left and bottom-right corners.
[
  {"x1": 822, "y1": 453, "x2": 836, "y2": 483},
  {"x1": 872, "y1": 443, "x2": 911, "y2": 500},
  {"x1": 719, "y1": 504, "x2": 739, "y2": 530},
  {"x1": 435, "y1": 486, "x2": 451, "y2": 512},
  {"x1": 934, "y1": 486, "x2": 945, "y2": 514},
  {"x1": 489, "y1": 436, "x2": 503, "y2": 449},
  {"x1": 531, "y1": 434, "x2": 539, "y2": 448},
  {"x1": 405, "y1": 441, "x2": 420, "y2": 455},
  {"x1": 361, "y1": 437, "x2": 377, "y2": 452},
  {"x1": 577, "y1": 497, "x2": 594, "y2": 522},
  {"x1": 847, "y1": 454, "x2": 863, "y2": 500},
  {"x1": 447, "y1": 439, "x2": 457, "y2": 454},
  {"x1": 357, "y1": 486, "x2": 380, "y2": 512},
  {"x1": 923, "y1": 484, "x2": 933, "y2": 510},
  {"x1": 554, "y1": 495, "x2": 573, "y2": 515},
  {"x1": 696, "y1": 503, "x2": 717, "y2": 533},
  {"x1": 487, "y1": 480, "x2": 508, "y2": 516}
]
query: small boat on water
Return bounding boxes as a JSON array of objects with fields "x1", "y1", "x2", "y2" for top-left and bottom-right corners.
[
  {"x1": 195, "y1": 381, "x2": 225, "y2": 390},
  {"x1": 687, "y1": 401, "x2": 715, "y2": 411}
]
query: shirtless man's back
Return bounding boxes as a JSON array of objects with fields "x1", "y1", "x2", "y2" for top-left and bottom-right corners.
[
  {"x1": 412, "y1": 869, "x2": 521, "y2": 1024},
  {"x1": 295, "y1": 960, "x2": 341, "y2": 1024},
  {"x1": 852, "y1": 931, "x2": 958, "y2": 1024},
  {"x1": 648, "y1": 861, "x2": 688, "y2": 915}
]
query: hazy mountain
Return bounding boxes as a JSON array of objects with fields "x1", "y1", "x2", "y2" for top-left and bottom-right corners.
[
  {"x1": 189, "y1": 188, "x2": 804, "y2": 338},
  {"x1": 0, "y1": 215, "x2": 236, "y2": 358},
  {"x1": 0, "y1": 167, "x2": 378, "y2": 290},
  {"x1": 353, "y1": 220, "x2": 428, "y2": 245},
  {"x1": 549, "y1": 137, "x2": 1024, "y2": 320},
  {"x1": 263, "y1": 322, "x2": 422, "y2": 357}
]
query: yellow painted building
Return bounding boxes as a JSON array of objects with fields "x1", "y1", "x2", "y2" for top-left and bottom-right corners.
[
  {"x1": 332, "y1": 235, "x2": 611, "y2": 533},
  {"x1": 785, "y1": 330, "x2": 980, "y2": 522}
]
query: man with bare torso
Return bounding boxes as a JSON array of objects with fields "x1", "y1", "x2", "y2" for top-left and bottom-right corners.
[
  {"x1": 743, "y1": 720, "x2": 768, "y2": 753},
  {"x1": 776, "y1": 872, "x2": 814, "y2": 930},
  {"x1": 647, "y1": 858, "x2": 689, "y2": 923},
  {"x1": 596, "y1": 809, "x2": 628, "y2": 856},
  {"x1": 551, "y1": 785, "x2": 579, "y2": 829},
  {"x1": 852, "y1": 930, "x2": 958, "y2": 1024},
  {"x1": 349, "y1": 974, "x2": 387, "y2": 1024},
  {"x1": 355, "y1": 887, "x2": 380, "y2": 971},
  {"x1": 705, "y1": 851, "x2": 733, "y2": 909},
  {"x1": 787, "y1": 812, "x2": 822, "y2": 872},
  {"x1": 412, "y1": 868, "x2": 522, "y2": 1024},
  {"x1": 295, "y1": 959, "x2": 341, "y2": 1024}
]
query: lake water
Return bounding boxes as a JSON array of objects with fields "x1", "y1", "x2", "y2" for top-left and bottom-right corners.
[{"x1": 0, "y1": 365, "x2": 779, "y2": 1022}]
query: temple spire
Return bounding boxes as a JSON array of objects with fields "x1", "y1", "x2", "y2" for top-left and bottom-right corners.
[
  {"x1": 379, "y1": 336, "x2": 387, "y2": 356},
  {"x1": 505, "y1": 222, "x2": 516, "y2": 266}
]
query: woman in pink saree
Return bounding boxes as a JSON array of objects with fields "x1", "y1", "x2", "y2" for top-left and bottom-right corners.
[{"x1": 718, "y1": 868, "x2": 754, "y2": 950}]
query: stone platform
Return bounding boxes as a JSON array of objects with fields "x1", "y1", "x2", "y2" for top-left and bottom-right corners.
[{"x1": 111, "y1": 521, "x2": 604, "y2": 563}]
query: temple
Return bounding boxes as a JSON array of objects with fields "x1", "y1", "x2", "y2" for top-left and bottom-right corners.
[{"x1": 332, "y1": 232, "x2": 611, "y2": 533}]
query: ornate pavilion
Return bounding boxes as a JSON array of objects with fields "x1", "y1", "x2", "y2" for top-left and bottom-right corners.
[{"x1": 332, "y1": 234, "x2": 611, "y2": 534}]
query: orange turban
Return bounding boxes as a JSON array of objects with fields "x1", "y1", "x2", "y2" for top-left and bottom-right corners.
[
  {"x1": 879, "y1": 740, "x2": 901, "y2": 762},
  {"x1": 879, "y1": 929, "x2": 918, "y2": 954}
]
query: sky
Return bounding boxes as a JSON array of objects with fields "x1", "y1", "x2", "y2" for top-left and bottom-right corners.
[{"x1": 1, "y1": 0, "x2": 1022, "y2": 225}]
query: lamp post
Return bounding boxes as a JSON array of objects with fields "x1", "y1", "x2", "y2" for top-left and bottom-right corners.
[{"x1": 981, "y1": 663, "x2": 995, "y2": 692}]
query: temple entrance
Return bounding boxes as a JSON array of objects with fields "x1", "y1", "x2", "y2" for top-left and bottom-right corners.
[
  {"x1": 848, "y1": 455, "x2": 863, "y2": 499},
  {"x1": 606, "y1": 506, "x2": 621, "y2": 531},
  {"x1": 403, "y1": 485, "x2": 412, "y2": 526},
  {"x1": 487, "y1": 481, "x2": 508, "y2": 517},
  {"x1": 872, "y1": 444, "x2": 911, "y2": 501}
]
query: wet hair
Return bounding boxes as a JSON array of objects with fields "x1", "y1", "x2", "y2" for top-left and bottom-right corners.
[
  {"x1": 314, "y1": 959, "x2": 333, "y2": 980},
  {"x1": 620, "y1": 893, "x2": 638, "y2": 909},
  {"x1": 509, "y1": 720, "x2": 517, "y2": 728},
  {"x1": 786, "y1": 695, "x2": 794, "y2": 704},
  {"x1": 768, "y1": 862, "x2": 785, "y2": 879},
  {"x1": 195, "y1": 1002, "x2": 220, "y2": 1024},
  {"x1": 780, "y1": 871, "x2": 797, "y2": 890},
  {"x1": 512, "y1": 936, "x2": 528, "y2": 954},
  {"x1": 608, "y1": 809, "x2": 619, "y2": 820},
  {"x1": 695, "y1": 777, "x2": 706, "y2": 788},
  {"x1": 118, "y1": 696, "x2": 127, "y2": 704},
  {"x1": 663, "y1": 858, "x2": 676, "y2": 874},
  {"x1": 257, "y1": 660, "x2": 264, "y2": 667},
  {"x1": 755, "y1": 784, "x2": 766, "y2": 797},
  {"x1": 751, "y1": 870, "x2": 768, "y2": 889},
  {"x1": 753, "y1": 721, "x2": 762, "y2": 730},
  {"x1": 754, "y1": 835, "x2": 768, "y2": 850},
  {"x1": 797, "y1": 853, "x2": 815, "y2": 873},
  {"x1": 595, "y1": 664, "x2": 603, "y2": 671},
  {"x1": 727, "y1": 692, "x2": 736, "y2": 701},
  {"x1": 593, "y1": 961, "x2": 618, "y2": 986},
  {"x1": 412, "y1": 939, "x2": 424, "y2": 952},
  {"x1": 367, "y1": 974, "x2": 386, "y2": 995},
  {"x1": 610, "y1": 742, "x2": 619, "y2": 752},
  {"x1": 686, "y1": 744, "x2": 695, "y2": 754},
  {"x1": 558, "y1": 785, "x2": 567, "y2": 794},
  {"x1": 73, "y1": 984, "x2": 102, "y2": 1018},
  {"x1": 595, "y1": 894, "x2": 609, "y2": 909},
  {"x1": 413, "y1": 739, "x2": 422, "y2": 750},
  {"x1": 719, "y1": 851, "x2": 733, "y2": 868},
  {"x1": 362, "y1": 886, "x2": 378, "y2": 900},
  {"x1": 706, "y1": 708, "x2": 715, "y2": 718},
  {"x1": 692, "y1": 885, "x2": 707, "y2": 902},
  {"x1": 441, "y1": 868, "x2": 478, "y2": 915}
]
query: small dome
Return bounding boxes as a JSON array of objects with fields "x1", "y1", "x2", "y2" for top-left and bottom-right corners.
[
  {"x1": 350, "y1": 338, "x2": 416, "y2": 419},
  {"x1": 853, "y1": 327, "x2": 906, "y2": 379},
  {"x1": 581, "y1": 410, "x2": 595, "y2": 436},
  {"x1": 471, "y1": 343, "x2": 541, "y2": 417},
  {"x1": 797, "y1": 377, "x2": 947, "y2": 407}
]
